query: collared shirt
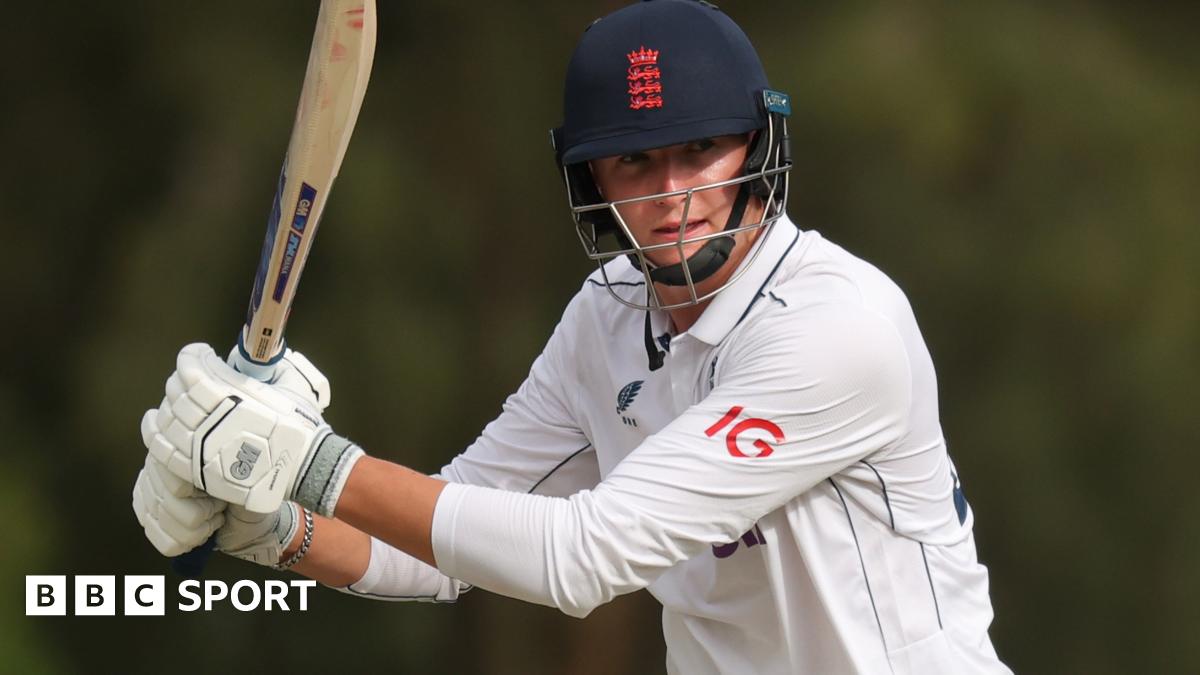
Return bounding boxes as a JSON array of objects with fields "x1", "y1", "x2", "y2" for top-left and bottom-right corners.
[{"x1": 432, "y1": 216, "x2": 1010, "y2": 674}]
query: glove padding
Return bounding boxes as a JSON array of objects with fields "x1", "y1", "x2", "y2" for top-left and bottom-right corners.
[
  {"x1": 142, "y1": 343, "x2": 329, "y2": 514},
  {"x1": 237, "y1": 345, "x2": 331, "y2": 412},
  {"x1": 133, "y1": 455, "x2": 299, "y2": 566},
  {"x1": 132, "y1": 455, "x2": 225, "y2": 556},
  {"x1": 217, "y1": 500, "x2": 299, "y2": 567}
]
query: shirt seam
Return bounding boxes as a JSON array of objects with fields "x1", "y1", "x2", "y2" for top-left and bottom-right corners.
[
  {"x1": 732, "y1": 225, "x2": 802, "y2": 329},
  {"x1": 829, "y1": 477, "x2": 893, "y2": 666},
  {"x1": 527, "y1": 443, "x2": 594, "y2": 494}
]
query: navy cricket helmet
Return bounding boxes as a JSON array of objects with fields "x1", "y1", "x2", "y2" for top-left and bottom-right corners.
[{"x1": 551, "y1": 0, "x2": 792, "y2": 312}]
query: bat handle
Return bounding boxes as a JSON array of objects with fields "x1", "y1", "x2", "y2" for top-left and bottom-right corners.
[
  {"x1": 230, "y1": 328, "x2": 289, "y2": 382},
  {"x1": 168, "y1": 330, "x2": 284, "y2": 577},
  {"x1": 171, "y1": 535, "x2": 218, "y2": 578}
]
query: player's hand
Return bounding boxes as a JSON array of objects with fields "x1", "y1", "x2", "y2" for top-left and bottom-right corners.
[
  {"x1": 141, "y1": 343, "x2": 331, "y2": 514},
  {"x1": 133, "y1": 454, "x2": 299, "y2": 566},
  {"x1": 231, "y1": 344, "x2": 331, "y2": 413},
  {"x1": 132, "y1": 454, "x2": 226, "y2": 556},
  {"x1": 216, "y1": 502, "x2": 300, "y2": 568}
]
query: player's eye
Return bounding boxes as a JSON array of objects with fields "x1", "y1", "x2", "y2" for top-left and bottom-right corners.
[
  {"x1": 687, "y1": 138, "x2": 717, "y2": 153},
  {"x1": 618, "y1": 151, "x2": 649, "y2": 164}
]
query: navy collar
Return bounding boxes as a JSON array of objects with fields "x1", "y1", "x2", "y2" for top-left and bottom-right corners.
[{"x1": 685, "y1": 216, "x2": 803, "y2": 346}]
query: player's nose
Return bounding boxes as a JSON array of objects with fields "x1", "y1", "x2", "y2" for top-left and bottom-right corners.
[{"x1": 652, "y1": 163, "x2": 692, "y2": 207}]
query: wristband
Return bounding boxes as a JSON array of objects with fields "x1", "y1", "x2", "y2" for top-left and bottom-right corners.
[{"x1": 293, "y1": 432, "x2": 365, "y2": 517}]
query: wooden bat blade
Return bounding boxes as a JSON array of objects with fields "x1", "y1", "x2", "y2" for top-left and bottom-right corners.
[
  {"x1": 172, "y1": 0, "x2": 377, "y2": 577},
  {"x1": 241, "y1": 0, "x2": 377, "y2": 368}
]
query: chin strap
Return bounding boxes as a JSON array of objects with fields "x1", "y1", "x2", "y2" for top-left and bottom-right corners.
[
  {"x1": 637, "y1": 183, "x2": 752, "y2": 287},
  {"x1": 637, "y1": 180, "x2": 754, "y2": 371}
]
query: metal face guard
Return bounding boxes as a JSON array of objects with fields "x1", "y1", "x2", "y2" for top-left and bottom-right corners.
[{"x1": 563, "y1": 115, "x2": 790, "y2": 311}]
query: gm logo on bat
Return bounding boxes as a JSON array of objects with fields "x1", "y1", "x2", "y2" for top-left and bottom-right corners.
[
  {"x1": 24, "y1": 575, "x2": 316, "y2": 616},
  {"x1": 271, "y1": 182, "x2": 319, "y2": 302}
]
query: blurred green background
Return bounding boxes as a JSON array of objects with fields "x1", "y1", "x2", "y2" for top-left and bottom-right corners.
[{"x1": 2, "y1": 1, "x2": 1197, "y2": 673}]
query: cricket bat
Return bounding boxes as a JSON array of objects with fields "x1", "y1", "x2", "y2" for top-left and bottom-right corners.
[{"x1": 172, "y1": 0, "x2": 377, "y2": 577}]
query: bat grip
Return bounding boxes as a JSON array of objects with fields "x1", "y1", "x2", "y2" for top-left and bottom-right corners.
[
  {"x1": 169, "y1": 330, "x2": 284, "y2": 577},
  {"x1": 171, "y1": 535, "x2": 218, "y2": 578},
  {"x1": 232, "y1": 328, "x2": 289, "y2": 382}
]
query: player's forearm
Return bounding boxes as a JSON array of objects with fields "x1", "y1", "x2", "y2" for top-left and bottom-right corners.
[
  {"x1": 281, "y1": 500, "x2": 468, "y2": 603},
  {"x1": 289, "y1": 436, "x2": 757, "y2": 617},
  {"x1": 327, "y1": 454, "x2": 587, "y2": 612},
  {"x1": 323, "y1": 452, "x2": 689, "y2": 617},
  {"x1": 282, "y1": 511, "x2": 372, "y2": 587},
  {"x1": 331, "y1": 455, "x2": 447, "y2": 568}
]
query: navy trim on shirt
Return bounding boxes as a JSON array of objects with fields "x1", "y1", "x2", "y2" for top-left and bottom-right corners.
[
  {"x1": 920, "y1": 543, "x2": 944, "y2": 630},
  {"x1": 829, "y1": 478, "x2": 890, "y2": 656},
  {"x1": 528, "y1": 443, "x2": 593, "y2": 494},
  {"x1": 586, "y1": 279, "x2": 645, "y2": 289},
  {"x1": 343, "y1": 586, "x2": 444, "y2": 602},
  {"x1": 861, "y1": 460, "x2": 896, "y2": 531},
  {"x1": 734, "y1": 226, "x2": 801, "y2": 327}
]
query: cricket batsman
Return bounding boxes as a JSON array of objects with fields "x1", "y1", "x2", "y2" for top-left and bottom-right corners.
[{"x1": 133, "y1": 1, "x2": 1011, "y2": 672}]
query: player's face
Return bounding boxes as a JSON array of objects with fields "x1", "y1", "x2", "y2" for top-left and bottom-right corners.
[{"x1": 589, "y1": 134, "x2": 762, "y2": 269}]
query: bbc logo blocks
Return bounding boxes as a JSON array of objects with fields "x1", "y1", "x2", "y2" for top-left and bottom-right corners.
[
  {"x1": 26, "y1": 575, "x2": 165, "y2": 616},
  {"x1": 124, "y1": 575, "x2": 166, "y2": 615},
  {"x1": 75, "y1": 575, "x2": 116, "y2": 616},
  {"x1": 25, "y1": 576, "x2": 66, "y2": 616},
  {"x1": 25, "y1": 575, "x2": 315, "y2": 615}
]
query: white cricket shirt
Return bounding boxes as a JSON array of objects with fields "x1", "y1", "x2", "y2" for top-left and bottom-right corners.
[{"x1": 425, "y1": 216, "x2": 1009, "y2": 674}]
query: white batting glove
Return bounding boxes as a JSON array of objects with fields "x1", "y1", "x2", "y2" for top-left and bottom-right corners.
[
  {"x1": 218, "y1": 502, "x2": 300, "y2": 567},
  {"x1": 231, "y1": 344, "x2": 332, "y2": 414},
  {"x1": 132, "y1": 454, "x2": 225, "y2": 556},
  {"x1": 132, "y1": 455, "x2": 300, "y2": 567},
  {"x1": 141, "y1": 343, "x2": 363, "y2": 516}
]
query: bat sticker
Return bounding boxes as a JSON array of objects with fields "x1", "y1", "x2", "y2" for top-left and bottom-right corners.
[
  {"x1": 247, "y1": 166, "x2": 288, "y2": 324},
  {"x1": 271, "y1": 182, "x2": 319, "y2": 302}
]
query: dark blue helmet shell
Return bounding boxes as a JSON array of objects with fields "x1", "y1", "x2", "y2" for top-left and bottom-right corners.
[{"x1": 555, "y1": 0, "x2": 772, "y2": 165}]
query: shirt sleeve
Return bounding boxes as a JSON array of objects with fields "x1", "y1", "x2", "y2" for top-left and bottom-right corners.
[
  {"x1": 430, "y1": 303, "x2": 914, "y2": 617},
  {"x1": 334, "y1": 536, "x2": 469, "y2": 603}
]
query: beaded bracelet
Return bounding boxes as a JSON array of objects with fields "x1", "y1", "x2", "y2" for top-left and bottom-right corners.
[{"x1": 275, "y1": 507, "x2": 314, "y2": 571}]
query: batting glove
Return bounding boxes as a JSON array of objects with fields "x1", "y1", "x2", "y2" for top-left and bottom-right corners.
[
  {"x1": 141, "y1": 343, "x2": 362, "y2": 516},
  {"x1": 133, "y1": 455, "x2": 300, "y2": 567},
  {"x1": 132, "y1": 454, "x2": 225, "y2": 556}
]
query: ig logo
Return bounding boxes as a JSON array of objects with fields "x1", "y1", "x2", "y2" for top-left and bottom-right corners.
[{"x1": 704, "y1": 406, "x2": 784, "y2": 458}]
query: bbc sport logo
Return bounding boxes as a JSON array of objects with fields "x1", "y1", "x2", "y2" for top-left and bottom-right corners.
[{"x1": 25, "y1": 575, "x2": 316, "y2": 616}]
